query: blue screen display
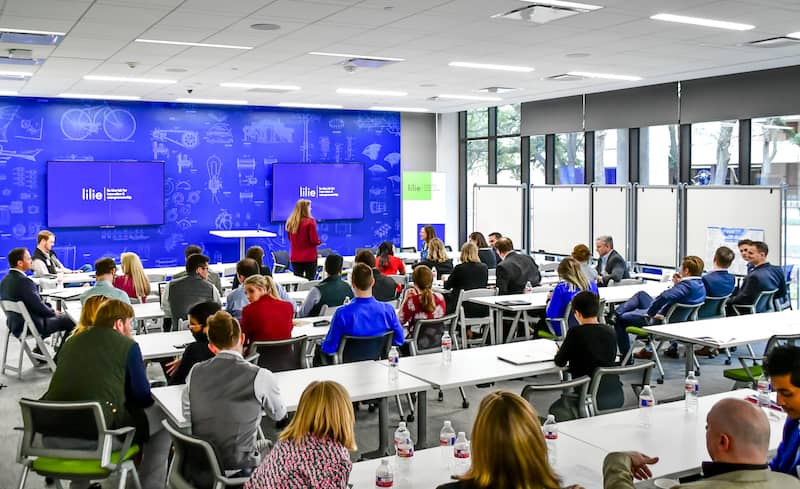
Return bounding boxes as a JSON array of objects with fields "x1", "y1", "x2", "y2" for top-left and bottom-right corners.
[
  {"x1": 47, "y1": 160, "x2": 164, "y2": 227},
  {"x1": 271, "y1": 163, "x2": 364, "y2": 221}
]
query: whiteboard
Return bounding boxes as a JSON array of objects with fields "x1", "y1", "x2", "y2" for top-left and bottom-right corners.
[
  {"x1": 473, "y1": 185, "x2": 525, "y2": 249},
  {"x1": 636, "y1": 186, "x2": 679, "y2": 267},
  {"x1": 685, "y1": 186, "x2": 783, "y2": 266},
  {"x1": 592, "y1": 186, "x2": 628, "y2": 258},
  {"x1": 531, "y1": 185, "x2": 591, "y2": 255}
]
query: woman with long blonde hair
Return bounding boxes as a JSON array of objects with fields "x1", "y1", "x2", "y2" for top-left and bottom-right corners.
[
  {"x1": 414, "y1": 237, "x2": 454, "y2": 276},
  {"x1": 545, "y1": 257, "x2": 598, "y2": 336},
  {"x1": 398, "y1": 265, "x2": 446, "y2": 336},
  {"x1": 437, "y1": 391, "x2": 561, "y2": 489},
  {"x1": 244, "y1": 381, "x2": 356, "y2": 489},
  {"x1": 113, "y1": 252, "x2": 151, "y2": 302},
  {"x1": 240, "y1": 274, "x2": 294, "y2": 353},
  {"x1": 70, "y1": 295, "x2": 109, "y2": 337},
  {"x1": 285, "y1": 199, "x2": 321, "y2": 280}
]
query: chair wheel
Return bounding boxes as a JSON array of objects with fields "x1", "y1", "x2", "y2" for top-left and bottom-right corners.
[
  {"x1": 657, "y1": 378, "x2": 664, "y2": 384},
  {"x1": 438, "y1": 391, "x2": 444, "y2": 402},
  {"x1": 462, "y1": 400, "x2": 470, "y2": 409},
  {"x1": 406, "y1": 414, "x2": 415, "y2": 422},
  {"x1": 725, "y1": 359, "x2": 732, "y2": 365}
]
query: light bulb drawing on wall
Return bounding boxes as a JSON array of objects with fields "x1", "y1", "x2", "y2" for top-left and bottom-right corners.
[{"x1": 207, "y1": 155, "x2": 223, "y2": 204}]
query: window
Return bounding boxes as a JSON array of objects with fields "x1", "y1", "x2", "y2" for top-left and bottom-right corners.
[
  {"x1": 497, "y1": 104, "x2": 521, "y2": 136},
  {"x1": 751, "y1": 115, "x2": 800, "y2": 187},
  {"x1": 555, "y1": 132, "x2": 585, "y2": 184},
  {"x1": 691, "y1": 121, "x2": 739, "y2": 185},
  {"x1": 530, "y1": 135, "x2": 546, "y2": 185},
  {"x1": 466, "y1": 139, "x2": 489, "y2": 230},
  {"x1": 639, "y1": 125, "x2": 679, "y2": 185},
  {"x1": 467, "y1": 109, "x2": 488, "y2": 138},
  {"x1": 496, "y1": 137, "x2": 521, "y2": 184},
  {"x1": 594, "y1": 129, "x2": 628, "y2": 184}
]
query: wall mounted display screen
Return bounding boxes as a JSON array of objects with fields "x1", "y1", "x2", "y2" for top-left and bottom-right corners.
[
  {"x1": 271, "y1": 162, "x2": 364, "y2": 221},
  {"x1": 47, "y1": 160, "x2": 164, "y2": 227}
]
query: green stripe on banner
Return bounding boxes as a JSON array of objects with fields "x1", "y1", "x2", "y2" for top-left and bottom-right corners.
[{"x1": 402, "y1": 172, "x2": 432, "y2": 200}]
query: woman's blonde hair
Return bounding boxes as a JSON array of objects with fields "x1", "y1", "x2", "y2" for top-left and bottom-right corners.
[
  {"x1": 280, "y1": 380, "x2": 356, "y2": 450},
  {"x1": 411, "y1": 265, "x2": 435, "y2": 314},
  {"x1": 243, "y1": 274, "x2": 280, "y2": 299},
  {"x1": 285, "y1": 199, "x2": 312, "y2": 234},
  {"x1": 557, "y1": 257, "x2": 591, "y2": 292},
  {"x1": 461, "y1": 391, "x2": 560, "y2": 489},
  {"x1": 120, "y1": 252, "x2": 150, "y2": 299},
  {"x1": 71, "y1": 295, "x2": 109, "y2": 337},
  {"x1": 460, "y1": 242, "x2": 480, "y2": 264},
  {"x1": 427, "y1": 238, "x2": 447, "y2": 262}
]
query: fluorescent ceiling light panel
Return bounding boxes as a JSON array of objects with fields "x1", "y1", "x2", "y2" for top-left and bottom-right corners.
[
  {"x1": 0, "y1": 90, "x2": 18, "y2": 96},
  {"x1": 449, "y1": 61, "x2": 534, "y2": 73},
  {"x1": 520, "y1": 0, "x2": 602, "y2": 10},
  {"x1": 308, "y1": 51, "x2": 405, "y2": 62},
  {"x1": 567, "y1": 71, "x2": 641, "y2": 81},
  {"x1": 650, "y1": 13, "x2": 754, "y2": 31},
  {"x1": 0, "y1": 70, "x2": 32, "y2": 77},
  {"x1": 60, "y1": 93, "x2": 141, "y2": 101},
  {"x1": 220, "y1": 82, "x2": 300, "y2": 91},
  {"x1": 136, "y1": 39, "x2": 253, "y2": 50},
  {"x1": 370, "y1": 106, "x2": 429, "y2": 113},
  {"x1": 336, "y1": 88, "x2": 407, "y2": 96},
  {"x1": 0, "y1": 27, "x2": 66, "y2": 36},
  {"x1": 437, "y1": 94, "x2": 503, "y2": 101},
  {"x1": 175, "y1": 98, "x2": 247, "y2": 105},
  {"x1": 278, "y1": 102, "x2": 344, "y2": 109},
  {"x1": 84, "y1": 75, "x2": 176, "y2": 84}
]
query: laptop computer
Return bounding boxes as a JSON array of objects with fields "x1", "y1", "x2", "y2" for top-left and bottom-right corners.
[{"x1": 497, "y1": 351, "x2": 552, "y2": 366}]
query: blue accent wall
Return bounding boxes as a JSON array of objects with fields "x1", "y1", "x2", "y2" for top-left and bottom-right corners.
[{"x1": 0, "y1": 97, "x2": 401, "y2": 270}]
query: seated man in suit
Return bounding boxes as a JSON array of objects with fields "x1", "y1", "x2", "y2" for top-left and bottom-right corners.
[
  {"x1": 0, "y1": 247, "x2": 75, "y2": 340},
  {"x1": 727, "y1": 241, "x2": 786, "y2": 316},
  {"x1": 603, "y1": 398, "x2": 800, "y2": 489},
  {"x1": 319, "y1": 263, "x2": 405, "y2": 358},
  {"x1": 495, "y1": 237, "x2": 541, "y2": 295},
  {"x1": 354, "y1": 249, "x2": 398, "y2": 303},
  {"x1": 298, "y1": 254, "x2": 355, "y2": 317},
  {"x1": 488, "y1": 232, "x2": 503, "y2": 267},
  {"x1": 614, "y1": 256, "x2": 706, "y2": 362},
  {"x1": 595, "y1": 235, "x2": 630, "y2": 287},
  {"x1": 738, "y1": 238, "x2": 755, "y2": 274},
  {"x1": 226, "y1": 258, "x2": 294, "y2": 320},
  {"x1": 172, "y1": 244, "x2": 223, "y2": 294},
  {"x1": 79, "y1": 257, "x2": 131, "y2": 305},
  {"x1": 164, "y1": 253, "x2": 222, "y2": 331}
]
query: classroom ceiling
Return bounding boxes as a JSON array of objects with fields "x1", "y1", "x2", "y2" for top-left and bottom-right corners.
[{"x1": 2, "y1": 0, "x2": 800, "y2": 112}]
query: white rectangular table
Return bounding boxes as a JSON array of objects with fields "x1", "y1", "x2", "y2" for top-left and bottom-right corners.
[
  {"x1": 272, "y1": 273, "x2": 308, "y2": 291},
  {"x1": 134, "y1": 330, "x2": 194, "y2": 361},
  {"x1": 288, "y1": 290, "x2": 309, "y2": 304},
  {"x1": 64, "y1": 300, "x2": 165, "y2": 323},
  {"x1": 40, "y1": 288, "x2": 86, "y2": 300},
  {"x1": 209, "y1": 230, "x2": 277, "y2": 259},
  {"x1": 291, "y1": 316, "x2": 332, "y2": 339}
]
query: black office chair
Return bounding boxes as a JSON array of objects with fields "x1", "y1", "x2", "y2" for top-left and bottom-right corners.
[
  {"x1": 399, "y1": 246, "x2": 417, "y2": 253},
  {"x1": 271, "y1": 251, "x2": 290, "y2": 274},
  {"x1": 251, "y1": 336, "x2": 310, "y2": 372}
]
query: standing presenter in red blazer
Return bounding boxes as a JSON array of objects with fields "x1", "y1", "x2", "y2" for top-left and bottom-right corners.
[{"x1": 285, "y1": 199, "x2": 321, "y2": 280}]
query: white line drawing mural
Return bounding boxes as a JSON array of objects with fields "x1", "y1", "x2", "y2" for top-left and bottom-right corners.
[
  {"x1": 374, "y1": 223, "x2": 391, "y2": 239},
  {"x1": 243, "y1": 118, "x2": 294, "y2": 143},
  {"x1": 61, "y1": 105, "x2": 136, "y2": 141},
  {"x1": 151, "y1": 128, "x2": 199, "y2": 149},
  {"x1": 334, "y1": 143, "x2": 342, "y2": 162},
  {"x1": 356, "y1": 115, "x2": 400, "y2": 135},
  {"x1": 207, "y1": 155, "x2": 223, "y2": 204},
  {"x1": 328, "y1": 119, "x2": 344, "y2": 131},
  {"x1": 187, "y1": 191, "x2": 201, "y2": 205},
  {"x1": 362, "y1": 143, "x2": 381, "y2": 161},
  {"x1": 205, "y1": 122, "x2": 233, "y2": 144},
  {"x1": 177, "y1": 153, "x2": 193, "y2": 174},
  {"x1": 384, "y1": 152, "x2": 400, "y2": 167},
  {"x1": 319, "y1": 137, "x2": 330, "y2": 159},
  {"x1": 215, "y1": 209, "x2": 232, "y2": 230},
  {"x1": 0, "y1": 205, "x2": 10, "y2": 225},
  {"x1": 55, "y1": 154, "x2": 93, "y2": 161},
  {"x1": 17, "y1": 117, "x2": 43, "y2": 140},
  {"x1": 369, "y1": 201, "x2": 387, "y2": 214},
  {"x1": 239, "y1": 191, "x2": 253, "y2": 203},
  {"x1": 0, "y1": 146, "x2": 41, "y2": 161},
  {"x1": 346, "y1": 136, "x2": 354, "y2": 160},
  {"x1": 12, "y1": 167, "x2": 36, "y2": 188},
  {"x1": 0, "y1": 105, "x2": 20, "y2": 141},
  {"x1": 152, "y1": 141, "x2": 169, "y2": 160},
  {"x1": 368, "y1": 163, "x2": 387, "y2": 174}
]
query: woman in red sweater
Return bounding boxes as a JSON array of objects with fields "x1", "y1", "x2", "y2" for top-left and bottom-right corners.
[
  {"x1": 376, "y1": 241, "x2": 406, "y2": 276},
  {"x1": 285, "y1": 199, "x2": 321, "y2": 280},
  {"x1": 240, "y1": 274, "x2": 294, "y2": 354}
]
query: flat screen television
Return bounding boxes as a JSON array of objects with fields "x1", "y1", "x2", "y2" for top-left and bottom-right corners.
[
  {"x1": 46, "y1": 160, "x2": 165, "y2": 227},
  {"x1": 271, "y1": 162, "x2": 364, "y2": 221}
]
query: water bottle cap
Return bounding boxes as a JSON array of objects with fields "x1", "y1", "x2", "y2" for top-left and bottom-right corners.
[
  {"x1": 398, "y1": 422, "x2": 406, "y2": 429},
  {"x1": 457, "y1": 431, "x2": 465, "y2": 437},
  {"x1": 380, "y1": 459, "x2": 390, "y2": 465},
  {"x1": 444, "y1": 420, "x2": 451, "y2": 426},
  {"x1": 546, "y1": 414, "x2": 555, "y2": 422},
  {"x1": 688, "y1": 371, "x2": 695, "y2": 376}
]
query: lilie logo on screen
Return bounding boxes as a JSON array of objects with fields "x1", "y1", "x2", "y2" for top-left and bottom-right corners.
[
  {"x1": 81, "y1": 187, "x2": 133, "y2": 201},
  {"x1": 299, "y1": 185, "x2": 339, "y2": 198}
]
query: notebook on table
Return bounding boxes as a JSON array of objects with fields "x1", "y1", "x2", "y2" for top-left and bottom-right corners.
[
  {"x1": 496, "y1": 299, "x2": 532, "y2": 306},
  {"x1": 497, "y1": 351, "x2": 553, "y2": 366}
]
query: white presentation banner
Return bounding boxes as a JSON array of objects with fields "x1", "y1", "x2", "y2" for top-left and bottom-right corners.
[
  {"x1": 705, "y1": 226, "x2": 764, "y2": 275},
  {"x1": 401, "y1": 172, "x2": 447, "y2": 249}
]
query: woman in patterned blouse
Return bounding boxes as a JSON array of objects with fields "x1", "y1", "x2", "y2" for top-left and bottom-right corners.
[
  {"x1": 398, "y1": 265, "x2": 446, "y2": 337},
  {"x1": 244, "y1": 380, "x2": 356, "y2": 489}
]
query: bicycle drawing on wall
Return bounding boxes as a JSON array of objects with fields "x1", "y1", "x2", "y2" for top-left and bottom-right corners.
[{"x1": 60, "y1": 104, "x2": 137, "y2": 142}]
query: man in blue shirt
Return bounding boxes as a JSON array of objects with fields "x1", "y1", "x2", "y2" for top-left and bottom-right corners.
[
  {"x1": 614, "y1": 256, "x2": 706, "y2": 362},
  {"x1": 320, "y1": 263, "x2": 404, "y2": 356},
  {"x1": 226, "y1": 258, "x2": 295, "y2": 319},
  {"x1": 765, "y1": 345, "x2": 800, "y2": 478}
]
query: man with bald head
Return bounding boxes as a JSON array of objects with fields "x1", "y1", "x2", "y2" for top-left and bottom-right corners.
[{"x1": 602, "y1": 398, "x2": 800, "y2": 488}]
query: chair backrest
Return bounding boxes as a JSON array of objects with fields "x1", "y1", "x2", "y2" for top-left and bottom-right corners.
[
  {"x1": 410, "y1": 313, "x2": 458, "y2": 355},
  {"x1": 317, "y1": 248, "x2": 333, "y2": 257},
  {"x1": 539, "y1": 262, "x2": 559, "y2": 273},
  {"x1": 754, "y1": 288, "x2": 779, "y2": 313},
  {"x1": 663, "y1": 302, "x2": 704, "y2": 324},
  {"x1": 335, "y1": 331, "x2": 394, "y2": 364},
  {"x1": 697, "y1": 295, "x2": 731, "y2": 320},
  {"x1": 271, "y1": 251, "x2": 290, "y2": 274},
  {"x1": 162, "y1": 419, "x2": 231, "y2": 489},
  {"x1": 454, "y1": 287, "x2": 496, "y2": 317},
  {"x1": 251, "y1": 336, "x2": 309, "y2": 372},
  {"x1": 764, "y1": 334, "x2": 800, "y2": 354},
  {"x1": 389, "y1": 274, "x2": 408, "y2": 288},
  {"x1": 298, "y1": 279, "x2": 321, "y2": 292},
  {"x1": 18, "y1": 398, "x2": 106, "y2": 461},
  {"x1": 588, "y1": 361, "x2": 655, "y2": 416},
  {"x1": 444, "y1": 245, "x2": 453, "y2": 252},
  {"x1": 545, "y1": 302, "x2": 575, "y2": 339},
  {"x1": 1, "y1": 300, "x2": 35, "y2": 332},
  {"x1": 399, "y1": 246, "x2": 417, "y2": 253},
  {"x1": 521, "y1": 375, "x2": 591, "y2": 419},
  {"x1": 319, "y1": 304, "x2": 343, "y2": 316},
  {"x1": 146, "y1": 273, "x2": 166, "y2": 282}
]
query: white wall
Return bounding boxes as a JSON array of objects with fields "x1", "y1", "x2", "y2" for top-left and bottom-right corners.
[{"x1": 436, "y1": 112, "x2": 460, "y2": 249}]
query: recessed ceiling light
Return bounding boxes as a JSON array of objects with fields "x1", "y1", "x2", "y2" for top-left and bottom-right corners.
[
  {"x1": 84, "y1": 75, "x2": 176, "y2": 84},
  {"x1": 175, "y1": 98, "x2": 247, "y2": 105},
  {"x1": 165, "y1": 67, "x2": 188, "y2": 73},
  {"x1": 449, "y1": 61, "x2": 534, "y2": 73},
  {"x1": 0, "y1": 90, "x2": 18, "y2": 96},
  {"x1": 135, "y1": 39, "x2": 253, "y2": 50},
  {"x1": 370, "y1": 106, "x2": 429, "y2": 113},
  {"x1": 419, "y1": 83, "x2": 438, "y2": 88},
  {"x1": 336, "y1": 88, "x2": 407, "y2": 96},
  {"x1": 520, "y1": 0, "x2": 602, "y2": 11},
  {"x1": 59, "y1": 93, "x2": 141, "y2": 101},
  {"x1": 0, "y1": 27, "x2": 66, "y2": 36},
  {"x1": 566, "y1": 52, "x2": 591, "y2": 58},
  {"x1": 650, "y1": 13, "x2": 754, "y2": 31},
  {"x1": 437, "y1": 94, "x2": 503, "y2": 101},
  {"x1": 308, "y1": 51, "x2": 405, "y2": 62},
  {"x1": 567, "y1": 71, "x2": 642, "y2": 81},
  {"x1": 250, "y1": 23, "x2": 281, "y2": 31},
  {"x1": 788, "y1": 32, "x2": 800, "y2": 39},
  {"x1": 278, "y1": 102, "x2": 344, "y2": 109},
  {"x1": 220, "y1": 82, "x2": 300, "y2": 91},
  {"x1": 0, "y1": 70, "x2": 32, "y2": 77}
]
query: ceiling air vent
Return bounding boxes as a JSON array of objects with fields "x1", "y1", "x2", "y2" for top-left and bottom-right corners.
[
  {"x1": 0, "y1": 31, "x2": 62, "y2": 46},
  {"x1": 478, "y1": 87, "x2": 518, "y2": 94},
  {"x1": 493, "y1": 3, "x2": 591, "y2": 24},
  {"x1": 338, "y1": 57, "x2": 400, "y2": 69},
  {"x1": 547, "y1": 73, "x2": 586, "y2": 81},
  {"x1": 747, "y1": 37, "x2": 800, "y2": 48}
]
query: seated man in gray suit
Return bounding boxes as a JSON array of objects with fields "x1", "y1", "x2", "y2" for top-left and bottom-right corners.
[
  {"x1": 495, "y1": 237, "x2": 541, "y2": 295},
  {"x1": 172, "y1": 244, "x2": 223, "y2": 294},
  {"x1": 164, "y1": 253, "x2": 221, "y2": 331},
  {"x1": 595, "y1": 235, "x2": 630, "y2": 287}
]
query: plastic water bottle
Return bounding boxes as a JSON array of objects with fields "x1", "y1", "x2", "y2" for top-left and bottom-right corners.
[
  {"x1": 56, "y1": 271, "x2": 64, "y2": 289},
  {"x1": 441, "y1": 330, "x2": 452, "y2": 364},
  {"x1": 524, "y1": 281, "x2": 533, "y2": 294},
  {"x1": 639, "y1": 384, "x2": 655, "y2": 428},
  {"x1": 388, "y1": 346, "x2": 399, "y2": 383},
  {"x1": 432, "y1": 267, "x2": 438, "y2": 281},
  {"x1": 542, "y1": 414, "x2": 558, "y2": 466},
  {"x1": 757, "y1": 372, "x2": 771, "y2": 409},
  {"x1": 394, "y1": 422, "x2": 410, "y2": 451},
  {"x1": 684, "y1": 371, "x2": 699, "y2": 413},
  {"x1": 375, "y1": 459, "x2": 394, "y2": 488},
  {"x1": 343, "y1": 296, "x2": 351, "y2": 305},
  {"x1": 395, "y1": 430, "x2": 414, "y2": 477},
  {"x1": 439, "y1": 420, "x2": 456, "y2": 467},
  {"x1": 453, "y1": 432, "x2": 470, "y2": 476}
]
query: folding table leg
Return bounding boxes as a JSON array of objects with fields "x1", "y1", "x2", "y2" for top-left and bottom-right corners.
[{"x1": 417, "y1": 390, "x2": 428, "y2": 448}]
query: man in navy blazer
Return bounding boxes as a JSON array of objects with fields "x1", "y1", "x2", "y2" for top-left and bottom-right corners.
[
  {"x1": 703, "y1": 246, "x2": 737, "y2": 299},
  {"x1": 728, "y1": 241, "x2": 786, "y2": 315},
  {"x1": 614, "y1": 256, "x2": 707, "y2": 362},
  {"x1": 0, "y1": 247, "x2": 75, "y2": 339}
]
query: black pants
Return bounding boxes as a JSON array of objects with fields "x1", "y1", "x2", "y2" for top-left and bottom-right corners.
[{"x1": 292, "y1": 261, "x2": 317, "y2": 280}]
